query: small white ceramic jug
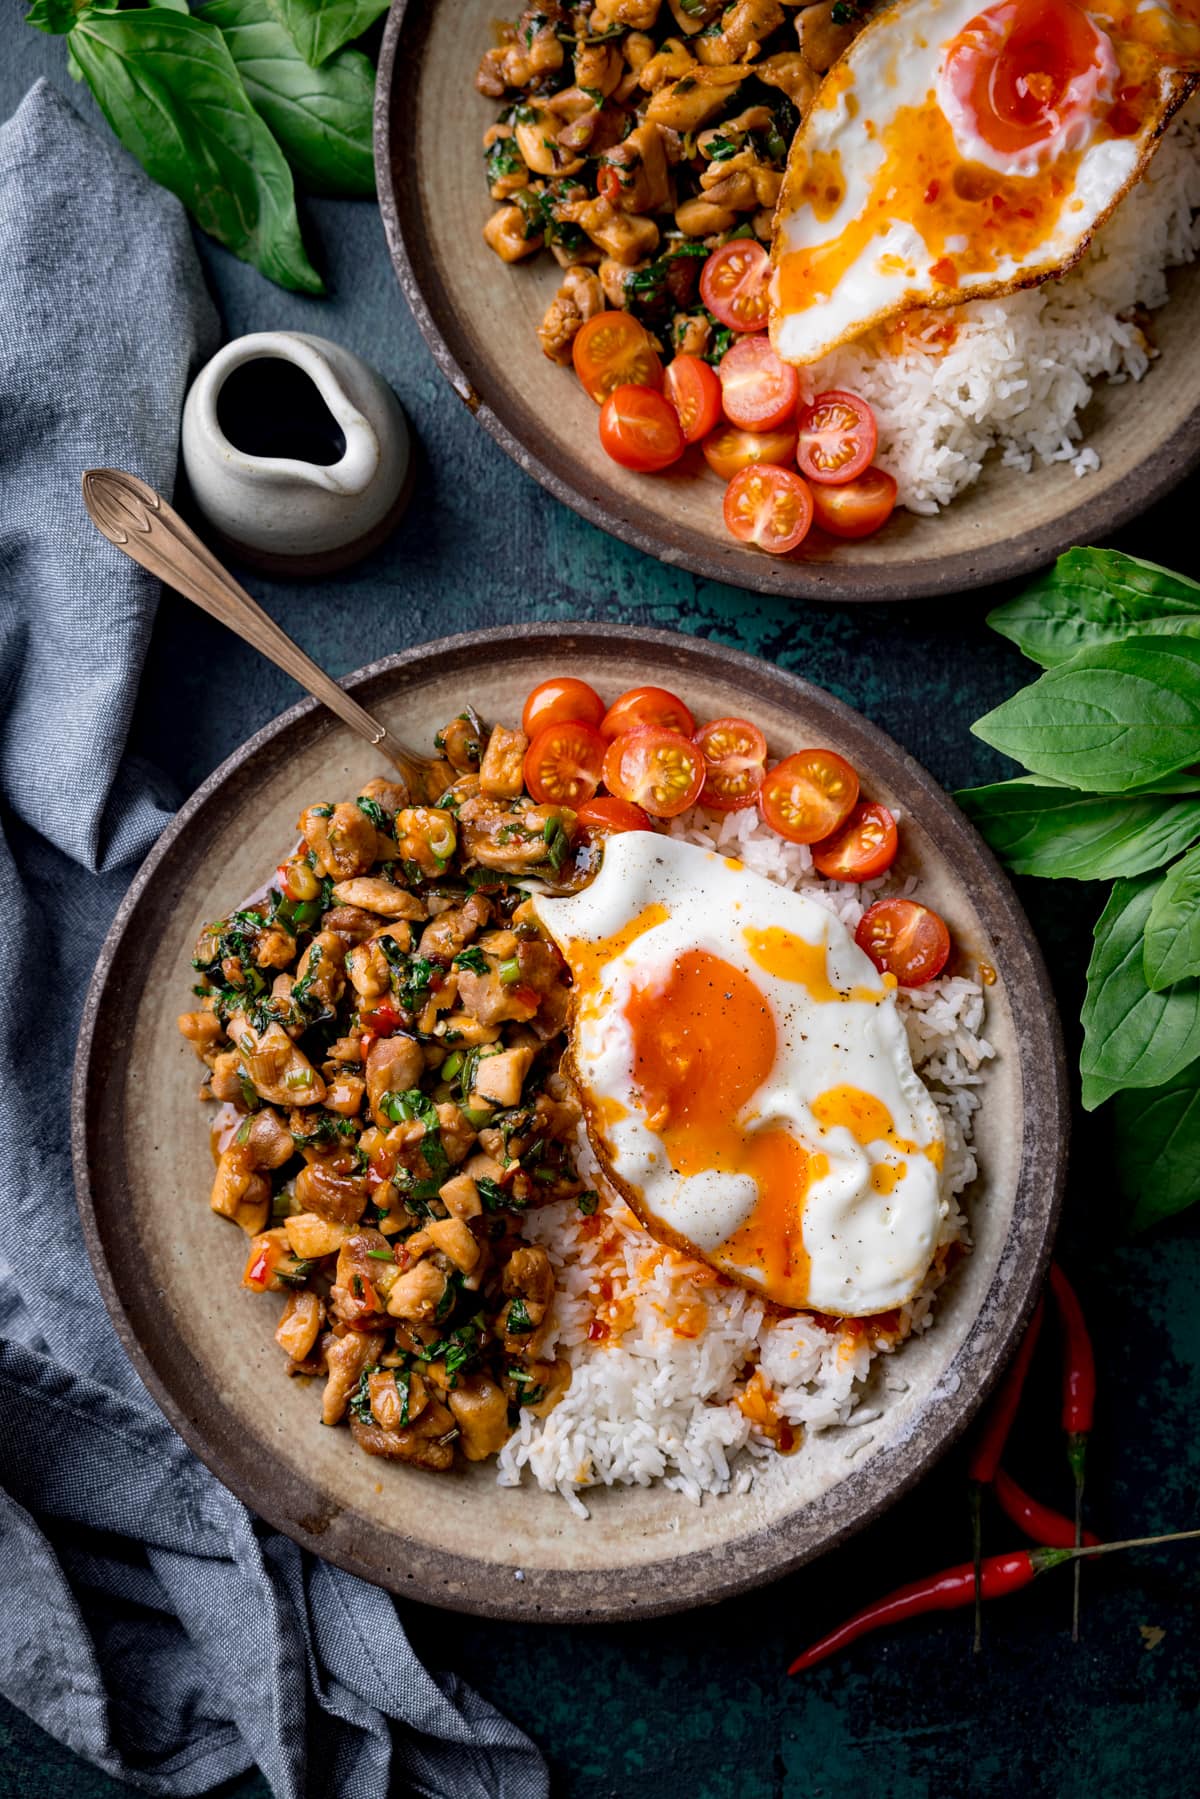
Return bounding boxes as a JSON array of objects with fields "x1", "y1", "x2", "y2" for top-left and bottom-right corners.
[{"x1": 181, "y1": 330, "x2": 411, "y2": 574}]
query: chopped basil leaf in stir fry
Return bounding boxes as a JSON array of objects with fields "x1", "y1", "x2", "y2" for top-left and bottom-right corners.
[{"x1": 179, "y1": 728, "x2": 587, "y2": 1472}]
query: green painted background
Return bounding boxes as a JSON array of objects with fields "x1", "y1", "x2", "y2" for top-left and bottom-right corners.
[{"x1": 3, "y1": 10, "x2": 1199, "y2": 1795}]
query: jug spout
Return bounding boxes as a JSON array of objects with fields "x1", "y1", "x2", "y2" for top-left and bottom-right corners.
[{"x1": 181, "y1": 330, "x2": 411, "y2": 573}]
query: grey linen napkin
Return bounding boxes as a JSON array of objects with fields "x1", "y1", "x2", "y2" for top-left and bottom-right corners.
[{"x1": 0, "y1": 82, "x2": 548, "y2": 1799}]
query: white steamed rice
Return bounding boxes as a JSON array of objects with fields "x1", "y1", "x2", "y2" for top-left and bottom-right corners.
[
  {"x1": 496, "y1": 803, "x2": 994, "y2": 1516},
  {"x1": 796, "y1": 97, "x2": 1200, "y2": 515}
]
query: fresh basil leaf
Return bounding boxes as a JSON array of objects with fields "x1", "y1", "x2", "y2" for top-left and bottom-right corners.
[
  {"x1": 1080, "y1": 875, "x2": 1200, "y2": 1110},
  {"x1": 71, "y1": 9, "x2": 323, "y2": 293},
  {"x1": 989, "y1": 548, "x2": 1200, "y2": 669},
  {"x1": 26, "y1": 0, "x2": 89, "y2": 31},
  {"x1": 972, "y1": 638, "x2": 1200, "y2": 794},
  {"x1": 264, "y1": 0, "x2": 388, "y2": 67},
  {"x1": 1114, "y1": 1060, "x2": 1200, "y2": 1230},
  {"x1": 203, "y1": 0, "x2": 375, "y2": 196},
  {"x1": 1144, "y1": 843, "x2": 1200, "y2": 991},
  {"x1": 955, "y1": 780, "x2": 1200, "y2": 880}
]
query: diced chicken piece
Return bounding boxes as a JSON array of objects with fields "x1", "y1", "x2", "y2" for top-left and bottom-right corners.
[
  {"x1": 472, "y1": 1044, "x2": 536, "y2": 1109},
  {"x1": 435, "y1": 1011, "x2": 502, "y2": 1049},
  {"x1": 597, "y1": 122, "x2": 671, "y2": 215},
  {"x1": 294, "y1": 1159, "x2": 368, "y2": 1226},
  {"x1": 284, "y1": 1213, "x2": 356, "y2": 1260},
  {"x1": 666, "y1": 0, "x2": 722, "y2": 30},
  {"x1": 454, "y1": 965, "x2": 540, "y2": 1028},
  {"x1": 514, "y1": 104, "x2": 585, "y2": 178},
  {"x1": 479, "y1": 725, "x2": 530, "y2": 798},
  {"x1": 368, "y1": 1367, "x2": 429, "y2": 1431},
  {"x1": 574, "y1": 40, "x2": 624, "y2": 93},
  {"x1": 503, "y1": 1244, "x2": 556, "y2": 1323},
  {"x1": 331, "y1": 1229, "x2": 397, "y2": 1328},
  {"x1": 447, "y1": 1373, "x2": 510, "y2": 1462},
  {"x1": 329, "y1": 879, "x2": 425, "y2": 919},
  {"x1": 253, "y1": 926, "x2": 297, "y2": 971},
  {"x1": 560, "y1": 195, "x2": 660, "y2": 265},
  {"x1": 484, "y1": 204, "x2": 542, "y2": 261},
  {"x1": 438, "y1": 1173, "x2": 483, "y2": 1221},
  {"x1": 646, "y1": 65, "x2": 749, "y2": 130},
  {"x1": 299, "y1": 801, "x2": 378, "y2": 880},
  {"x1": 424, "y1": 1215, "x2": 480, "y2": 1275},
  {"x1": 395, "y1": 806, "x2": 457, "y2": 879},
  {"x1": 696, "y1": 0, "x2": 785, "y2": 63},
  {"x1": 675, "y1": 194, "x2": 740, "y2": 236},
  {"x1": 349, "y1": 1394, "x2": 456, "y2": 1469},
  {"x1": 209, "y1": 1051, "x2": 245, "y2": 1103},
  {"x1": 639, "y1": 36, "x2": 696, "y2": 89},
  {"x1": 435, "y1": 1103, "x2": 479, "y2": 1168},
  {"x1": 178, "y1": 1009, "x2": 222, "y2": 1057},
  {"x1": 366, "y1": 1034, "x2": 424, "y2": 1128},
  {"x1": 386, "y1": 1258, "x2": 450, "y2": 1323},
  {"x1": 359, "y1": 775, "x2": 409, "y2": 816},
  {"x1": 418, "y1": 892, "x2": 492, "y2": 962},
  {"x1": 293, "y1": 931, "x2": 346, "y2": 1011},
  {"x1": 320, "y1": 905, "x2": 384, "y2": 946},
  {"x1": 756, "y1": 50, "x2": 819, "y2": 109},
  {"x1": 276, "y1": 1290, "x2": 324, "y2": 1362},
  {"x1": 795, "y1": 3, "x2": 856, "y2": 73},
  {"x1": 210, "y1": 1152, "x2": 270, "y2": 1231},
  {"x1": 323, "y1": 1073, "x2": 365, "y2": 1116},
  {"x1": 227, "y1": 1015, "x2": 326, "y2": 1107},
  {"x1": 458, "y1": 795, "x2": 576, "y2": 873},
  {"x1": 590, "y1": 0, "x2": 662, "y2": 26},
  {"x1": 346, "y1": 939, "x2": 392, "y2": 1001},
  {"x1": 321, "y1": 1329, "x2": 386, "y2": 1425}
]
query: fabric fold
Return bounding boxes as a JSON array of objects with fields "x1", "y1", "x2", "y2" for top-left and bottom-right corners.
[{"x1": 0, "y1": 80, "x2": 547, "y2": 1799}]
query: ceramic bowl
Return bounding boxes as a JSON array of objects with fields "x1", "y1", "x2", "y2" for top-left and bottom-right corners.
[
  {"x1": 73, "y1": 626, "x2": 1067, "y2": 1621},
  {"x1": 374, "y1": 0, "x2": 1200, "y2": 604}
]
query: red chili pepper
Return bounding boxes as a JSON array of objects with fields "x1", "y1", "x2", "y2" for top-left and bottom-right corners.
[
  {"x1": 967, "y1": 1296, "x2": 1044, "y2": 1650},
  {"x1": 994, "y1": 1468, "x2": 1100, "y2": 1550},
  {"x1": 275, "y1": 863, "x2": 295, "y2": 900},
  {"x1": 787, "y1": 1529, "x2": 1200, "y2": 1674},
  {"x1": 1049, "y1": 1261, "x2": 1095, "y2": 1639},
  {"x1": 789, "y1": 1551, "x2": 1044, "y2": 1674},
  {"x1": 969, "y1": 1297, "x2": 1045, "y2": 1485}
]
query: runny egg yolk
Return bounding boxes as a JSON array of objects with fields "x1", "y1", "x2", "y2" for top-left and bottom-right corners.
[
  {"x1": 622, "y1": 948, "x2": 820, "y2": 1308},
  {"x1": 941, "y1": 0, "x2": 1119, "y2": 160},
  {"x1": 744, "y1": 923, "x2": 894, "y2": 1004}
]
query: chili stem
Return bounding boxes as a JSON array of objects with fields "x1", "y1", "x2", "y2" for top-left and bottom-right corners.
[
  {"x1": 1050, "y1": 1265, "x2": 1095, "y2": 1644},
  {"x1": 971, "y1": 1481, "x2": 983, "y2": 1655},
  {"x1": 967, "y1": 1296, "x2": 1045, "y2": 1654}
]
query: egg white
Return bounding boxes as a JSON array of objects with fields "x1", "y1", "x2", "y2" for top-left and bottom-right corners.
[
  {"x1": 533, "y1": 834, "x2": 947, "y2": 1316},
  {"x1": 769, "y1": 0, "x2": 1180, "y2": 365}
]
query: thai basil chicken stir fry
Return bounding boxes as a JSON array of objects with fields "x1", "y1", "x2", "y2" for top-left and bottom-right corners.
[
  {"x1": 178, "y1": 713, "x2": 592, "y2": 1474},
  {"x1": 476, "y1": 1, "x2": 862, "y2": 366}
]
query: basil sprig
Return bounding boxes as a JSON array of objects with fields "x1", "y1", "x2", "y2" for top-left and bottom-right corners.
[
  {"x1": 26, "y1": 0, "x2": 384, "y2": 289},
  {"x1": 959, "y1": 548, "x2": 1200, "y2": 1229}
]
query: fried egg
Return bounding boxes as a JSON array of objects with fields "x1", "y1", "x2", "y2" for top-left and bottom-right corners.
[
  {"x1": 532, "y1": 834, "x2": 946, "y2": 1317},
  {"x1": 769, "y1": 0, "x2": 1200, "y2": 365}
]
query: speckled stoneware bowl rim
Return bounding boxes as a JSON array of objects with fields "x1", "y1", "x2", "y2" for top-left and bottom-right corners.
[
  {"x1": 72, "y1": 624, "x2": 1068, "y2": 1621},
  {"x1": 373, "y1": 1, "x2": 1200, "y2": 605}
]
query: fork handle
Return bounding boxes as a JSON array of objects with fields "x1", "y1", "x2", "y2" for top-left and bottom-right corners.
[{"x1": 80, "y1": 468, "x2": 430, "y2": 793}]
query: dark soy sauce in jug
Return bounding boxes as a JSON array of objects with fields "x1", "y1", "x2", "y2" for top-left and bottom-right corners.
[{"x1": 217, "y1": 357, "x2": 347, "y2": 466}]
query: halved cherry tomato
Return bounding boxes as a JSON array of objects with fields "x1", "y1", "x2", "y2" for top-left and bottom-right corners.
[
  {"x1": 811, "y1": 801, "x2": 899, "y2": 882},
  {"x1": 796, "y1": 390, "x2": 878, "y2": 485},
  {"x1": 600, "y1": 685, "x2": 695, "y2": 741},
  {"x1": 522, "y1": 676, "x2": 605, "y2": 737},
  {"x1": 700, "y1": 240, "x2": 771, "y2": 333},
  {"x1": 723, "y1": 465, "x2": 813, "y2": 556},
  {"x1": 759, "y1": 749, "x2": 860, "y2": 844},
  {"x1": 702, "y1": 423, "x2": 798, "y2": 481},
  {"x1": 719, "y1": 336, "x2": 800, "y2": 432},
  {"x1": 602, "y1": 728, "x2": 705, "y2": 818},
  {"x1": 576, "y1": 795, "x2": 654, "y2": 834},
  {"x1": 810, "y1": 466, "x2": 898, "y2": 539},
  {"x1": 573, "y1": 313, "x2": 663, "y2": 404},
  {"x1": 663, "y1": 354, "x2": 723, "y2": 443},
  {"x1": 694, "y1": 716, "x2": 768, "y2": 813},
  {"x1": 855, "y1": 897, "x2": 951, "y2": 987},
  {"x1": 599, "y1": 384, "x2": 686, "y2": 472},
  {"x1": 524, "y1": 719, "x2": 606, "y2": 807}
]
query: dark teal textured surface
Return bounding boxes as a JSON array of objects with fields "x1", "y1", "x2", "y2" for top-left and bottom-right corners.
[{"x1": 3, "y1": 10, "x2": 1200, "y2": 1796}]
